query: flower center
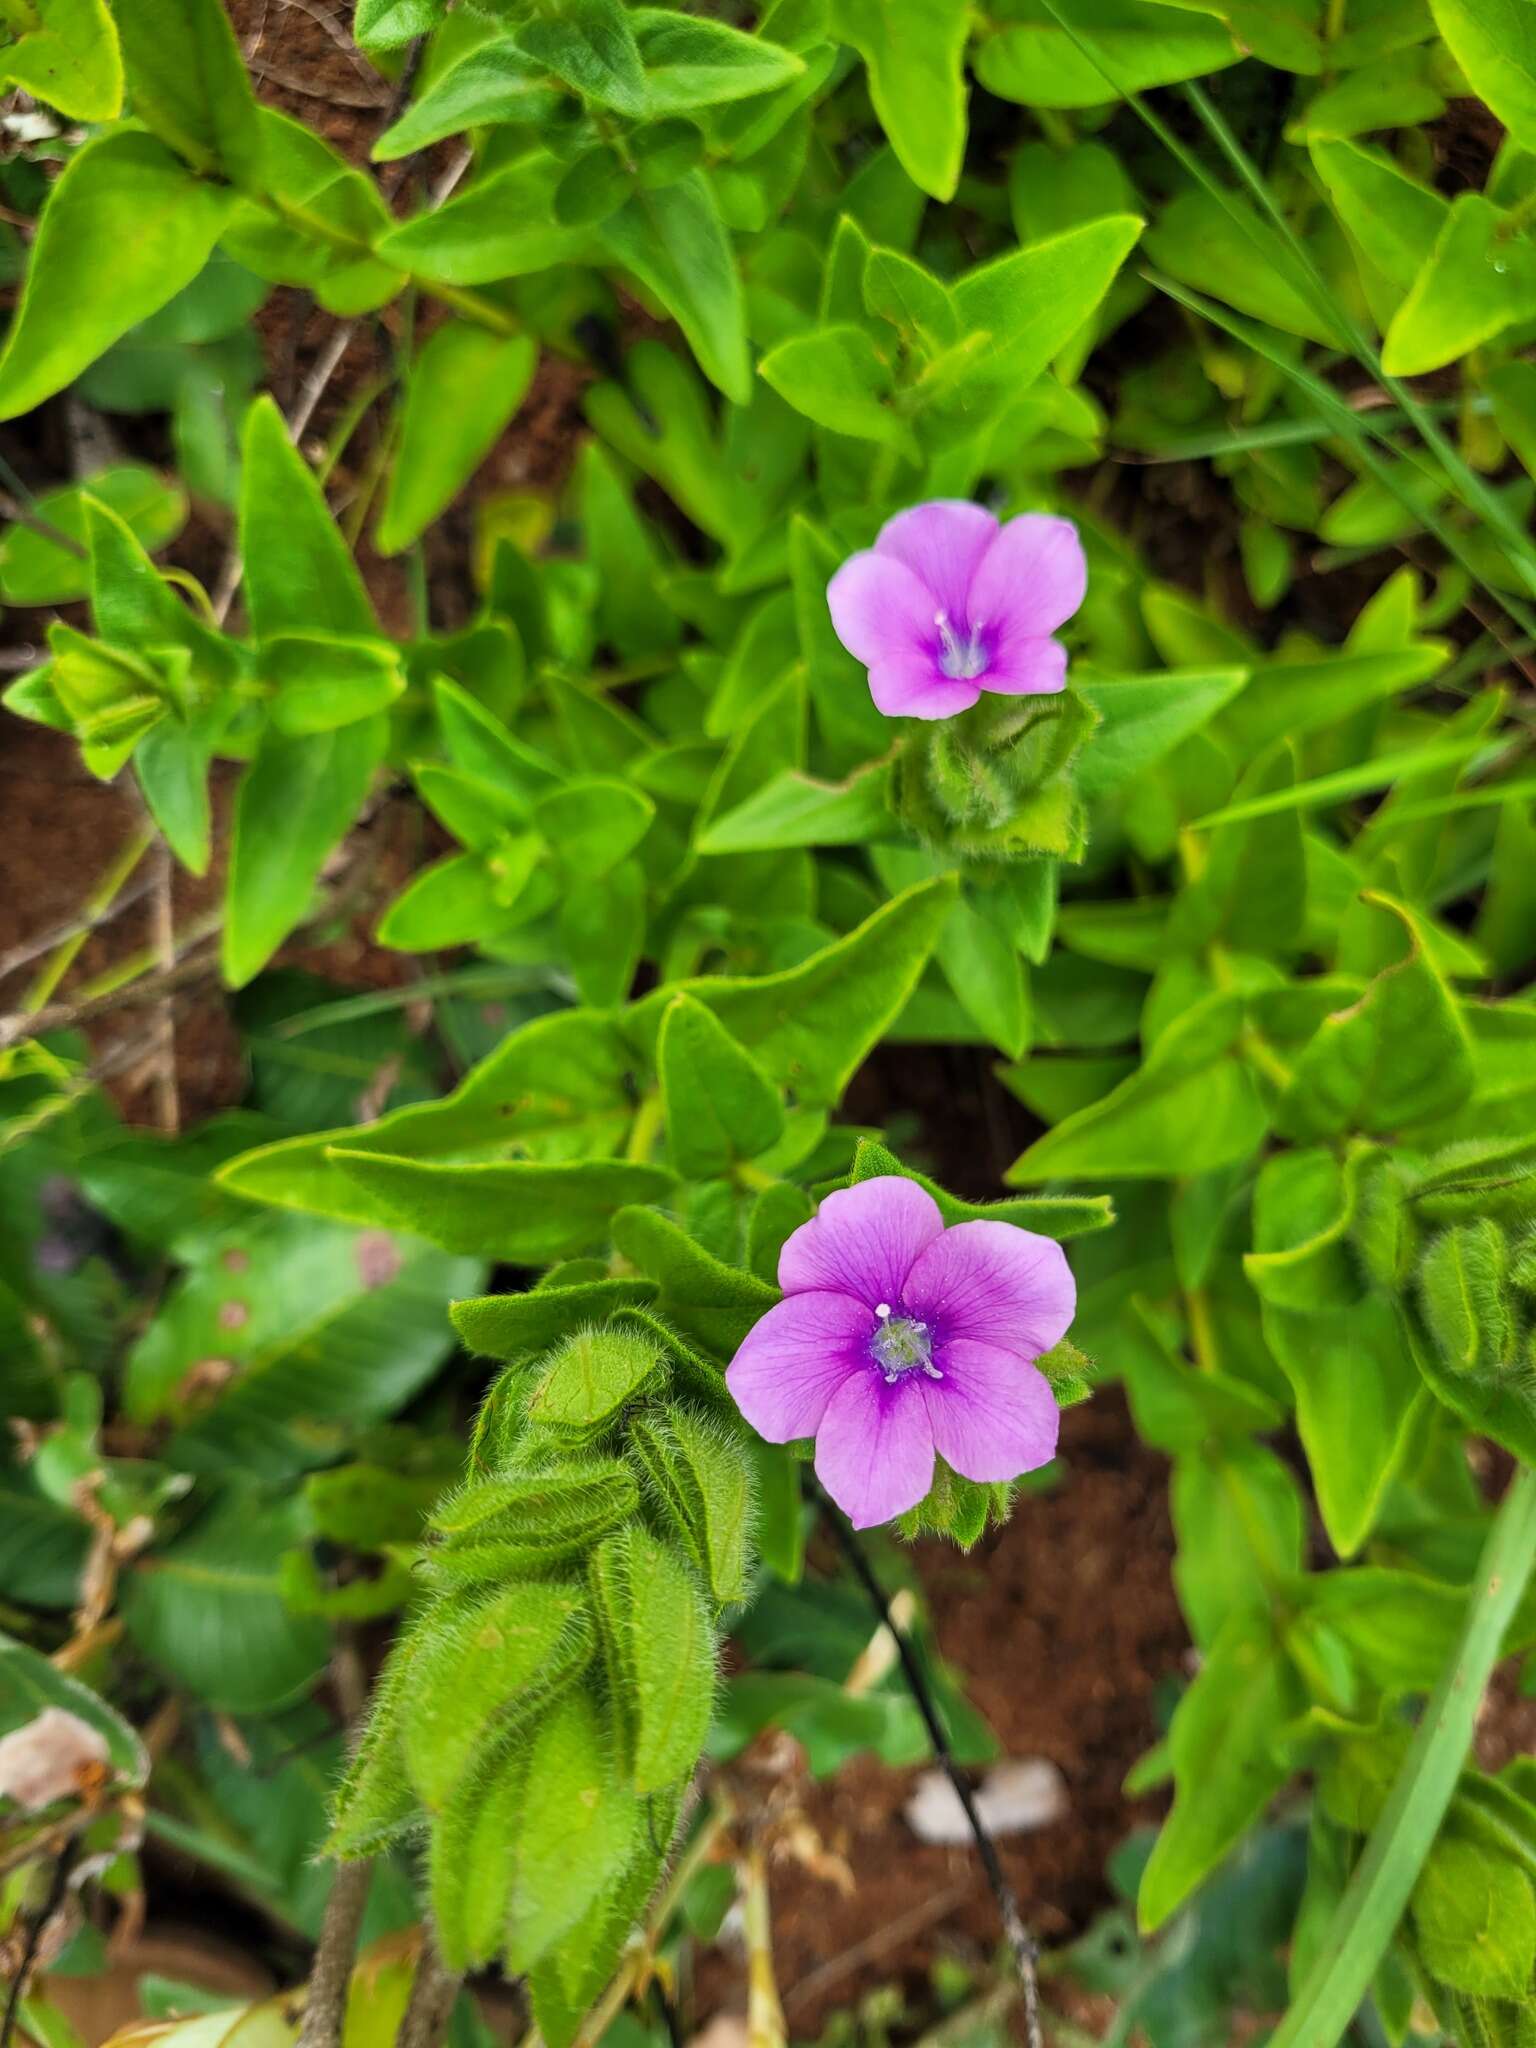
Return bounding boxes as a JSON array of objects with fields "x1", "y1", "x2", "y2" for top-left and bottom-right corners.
[
  {"x1": 934, "y1": 610, "x2": 988, "y2": 681},
  {"x1": 871, "y1": 1302, "x2": 944, "y2": 1384}
]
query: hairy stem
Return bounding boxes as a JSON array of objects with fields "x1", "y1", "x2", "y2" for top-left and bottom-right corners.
[{"x1": 810, "y1": 1483, "x2": 1045, "y2": 2048}]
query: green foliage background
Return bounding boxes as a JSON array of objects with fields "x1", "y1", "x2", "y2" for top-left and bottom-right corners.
[{"x1": 2, "y1": 0, "x2": 1536, "y2": 2042}]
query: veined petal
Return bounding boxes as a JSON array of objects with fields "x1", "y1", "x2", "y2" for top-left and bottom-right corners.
[
  {"x1": 905, "y1": 1220, "x2": 1075, "y2": 1361},
  {"x1": 726, "y1": 1291, "x2": 870, "y2": 1442},
  {"x1": 779, "y1": 1175, "x2": 945, "y2": 1307},
  {"x1": 873, "y1": 500, "x2": 998, "y2": 627},
  {"x1": 868, "y1": 655, "x2": 980, "y2": 721},
  {"x1": 981, "y1": 634, "x2": 1067, "y2": 698},
  {"x1": 923, "y1": 1341, "x2": 1059, "y2": 1483},
  {"x1": 814, "y1": 1372, "x2": 935, "y2": 1529},
  {"x1": 826, "y1": 550, "x2": 937, "y2": 668},
  {"x1": 966, "y1": 514, "x2": 1086, "y2": 641}
]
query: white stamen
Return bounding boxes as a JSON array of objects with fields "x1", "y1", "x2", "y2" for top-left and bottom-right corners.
[
  {"x1": 875, "y1": 1302, "x2": 892, "y2": 1319},
  {"x1": 933, "y1": 608, "x2": 988, "y2": 681}
]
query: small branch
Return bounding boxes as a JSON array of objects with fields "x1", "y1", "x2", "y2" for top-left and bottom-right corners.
[
  {"x1": 148, "y1": 842, "x2": 179, "y2": 1134},
  {"x1": 0, "y1": 1839, "x2": 77, "y2": 2048},
  {"x1": 395, "y1": 1931, "x2": 459, "y2": 2048},
  {"x1": 297, "y1": 1858, "x2": 374, "y2": 2048},
  {"x1": 742, "y1": 1844, "x2": 787, "y2": 2048},
  {"x1": 809, "y1": 1481, "x2": 1045, "y2": 2048},
  {"x1": 0, "y1": 870, "x2": 157, "y2": 987}
]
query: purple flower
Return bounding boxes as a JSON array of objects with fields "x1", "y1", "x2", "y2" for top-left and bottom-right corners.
[
  {"x1": 726, "y1": 1176, "x2": 1075, "y2": 1529},
  {"x1": 826, "y1": 500, "x2": 1087, "y2": 721}
]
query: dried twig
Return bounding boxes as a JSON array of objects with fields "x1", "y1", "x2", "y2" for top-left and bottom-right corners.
[
  {"x1": 0, "y1": 871, "x2": 158, "y2": 987},
  {"x1": 809, "y1": 1480, "x2": 1046, "y2": 2048}
]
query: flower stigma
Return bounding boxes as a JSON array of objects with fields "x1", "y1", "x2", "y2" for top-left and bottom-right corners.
[
  {"x1": 871, "y1": 1304, "x2": 943, "y2": 1383},
  {"x1": 933, "y1": 610, "x2": 988, "y2": 681}
]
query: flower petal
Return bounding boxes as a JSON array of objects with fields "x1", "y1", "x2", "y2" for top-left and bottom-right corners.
[
  {"x1": 922, "y1": 1341, "x2": 1059, "y2": 1483},
  {"x1": 905, "y1": 1220, "x2": 1076, "y2": 1361},
  {"x1": 814, "y1": 1371, "x2": 935, "y2": 1528},
  {"x1": 726, "y1": 1291, "x2": 870, "y2": 1442},
  {"x1": 966, "y1": 514, "x2": 1087, "y2": 640},
  {"x1": 779, "y1": 1176, "x2": 945, "y2": 1308},
  {"x1": 826, "y1": 550, "x2": 937, "y2": 668},
  {"x1": 873, "y1": 501, "x2": 998, "y2": 627},
  {"x1": 980, "y1": 634, "x2": 1067, "y2": 699},
  {"x1": 868, "y1": 655, "x2": 981, "y2": 721}
]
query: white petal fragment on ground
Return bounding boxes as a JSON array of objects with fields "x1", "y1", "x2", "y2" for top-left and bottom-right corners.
[{"x1": 903, "y1": 1757, "x2": 1068, "y2": 1845}]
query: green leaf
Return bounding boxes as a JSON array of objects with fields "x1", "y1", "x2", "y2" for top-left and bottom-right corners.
[
  {"x1": 1075, "y1": 667, "x2": 1248, "y2": 795},
  {"x1": 1008, "y1": 995, "x2": 1267, "y2": 1182},
  {"x1": 975, "y1": 0, "x2": 1238, "y2": 111},
  {"x1": 504, "y1": 1688, "x2": 639, "y2": 1972},
  {"x1": 1427, "y1": 0, "x2": 1536, "y2": 154},
  {"x1": 1310, "y1": 138, "x2": 1448, "y2": 304},
  {"x1": 376, "y1": 324, "x2": 539, "y2": 555},
  {"x1": 355, "y1": 0, "x2": 445, "y2": 49},
  {"x1": 223, "y1": 110, "x2": 403, "y2": 313},
  {"x1": 515, "y1": 0, "x2": 647, "y2": 115},
  {"x1": 535, "y1": 777, "x2": 654, "y2": 878},
  {"x1": 845, "y1": 1134, "x2": 1113, "y2": 1238},
  {"x1": 627, "y1": 1527, "x2": 717, "y2": 1791},
  {"x1": 937, "y1": 896, "x2": 1030, "y2": 1060},
  {"x1": 430, "y1": 1743, "x2": 528, "y2": 1972},
  {"x1": 527, "y1": 1326, "x2": 669, "y2": 1442},
  {"x1": 115, "y1": 0, "x2": 264, "y2": 184},
  {"x1": 627, "y1": 874, "x2": 957, "y2": 1106},
  {"x1": 123, "y1": 1211, "x2": 478, "y2": 1477},
  {"x1": 402, "y1": 1580, "x2": 593, "y2": 1811},
  {"x1": 611, "y1": 1204, "x2": 779, "y2": 1357},
  {"x1": 629, "y1": 1409, "x2": 755, "y2": 1604},
  {"x1": 660, "y1": 992, "x2": 785, "y2": 1179},
  {"x1": 1143, "y1": 186, "x2": 1341, "y2": 346},
  {"x1": 1413, "y1": 1838, "x2": 1536, "y2": 1999},
  {"x1": 373, "y1": 44, "x2": 559, "y2": 160},
  {"x1": 1137, "y1": 1606, "x2": 1306, "y2": 1931},
  {"x1": 426, "y1": 1462, "x2": 641, "y2": 1591},
  {"x1": 946, "y1": 215, "x2": 1144, "y2": 413},
  {"x1": 634, "y1": 8, "x2": 802, "y2": 113},
  {"x1": 452, "y1": 1280, "x2": 660, "y2": 1364},
  {"x1": 831, "y1": 0, "x2": 968, "y2": 199},
  {"x1": 1270, "y1": 1470, "x2": 1536, "y2": 2048},
  {"x1": 223, "y1": 720, "x2": 385, "y2": 989},
  {"x1": 0, "y1": 0, "x2": 121, "y2": 117},
  {"x1": 0, "y1": 130, "x2": 235, "y2": 421},
  {"x1": 759, "y1": 323, "x2": 917, "y2": 455},
  {"x1": 376, "y1": 157, "x2": 588, "y2": 286},
  {"x1": 122, "y1": 1488, "x2": 329, "y2": 1713},
  {"x1": 327, "y1": 1152, "x2": 678, "y2": 1262},
  {"x1": 0, "y1": 1628, "x2": 147, "y2": 1789},
  {"x1": 1382, "y1": 194, "x2": 1536, "y2": 375},
  {"x1": 0, "y1": 466, "x2": 184, "y2": 607},
  {"x1": 216, "y1": 1008, "x2": 635, "y2": 1219},
  {"x1": 696, "y1": 761, "x2": 895, "y2": 855},
  {"x1": 1220, "y1": 647, "x2": 1446, "y2": 754},
  {"x1": 598, "y1": 174, "x2": 750, "y2": 402},
  {"x1": 239, "y1": 395, "x2": 375, "y2": 639},
  {"x1": 1276, "y1": 895, "x2": 1475, "y2": 1142},
  {"x1": 265, "y1": 633, "x2": 405, "y2": 736}
]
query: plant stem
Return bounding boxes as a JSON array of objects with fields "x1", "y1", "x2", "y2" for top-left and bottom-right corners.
[
  {"x1": 810, "y1": 1482, "x2": 1045, "y2": 2048},
  {"x1": 1271, "y1": 1463, "x2": 1536, "y2": 2048},
  {"x1": 298, "y1": 1858, "x2": 374, "y2": 2048},
  {"x1": 0, "y1": 1839, "x2": 77, "y2": 2048},
  {"x1": 22, "y1": 826, "x2": 156, "y2": 1014},
  {"x1": 395, "y1": 1932, "x2": 460, "y2": 2048}
]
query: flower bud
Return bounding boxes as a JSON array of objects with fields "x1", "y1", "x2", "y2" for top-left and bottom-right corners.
[{"x1": 1417, "y1": 1220, "x2": 1517, "y2": 1381}]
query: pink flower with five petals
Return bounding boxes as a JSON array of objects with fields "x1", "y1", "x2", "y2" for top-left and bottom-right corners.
[
  {"x1": 726, "y1": 1176, "x2": 1075, "y2": 1528},
  {"x1": 827, "y1": 499, "x2": 1087, "y2": 721}
]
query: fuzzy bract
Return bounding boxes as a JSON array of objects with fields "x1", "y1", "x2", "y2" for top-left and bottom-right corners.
[
  {"x1": 826, "y1": 500, "x2": 1087, "y2": 721},
  {"x1": 726, "y1": 1175, "x2": 1075, "y2": 1528}
]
